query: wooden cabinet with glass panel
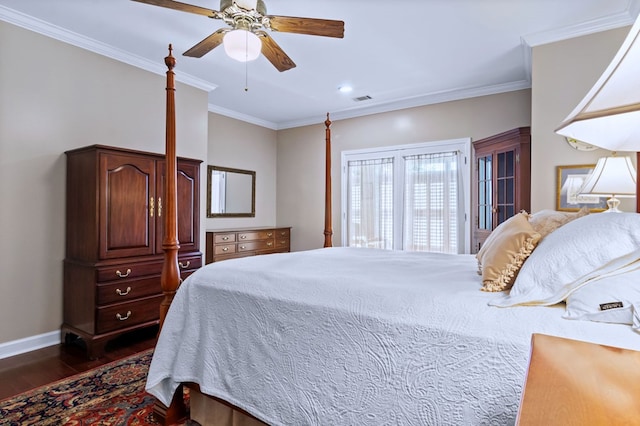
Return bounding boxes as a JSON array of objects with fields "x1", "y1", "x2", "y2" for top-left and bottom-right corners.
[{"x1": 472, "y1": 127, "x2": 531, "y2": 253}]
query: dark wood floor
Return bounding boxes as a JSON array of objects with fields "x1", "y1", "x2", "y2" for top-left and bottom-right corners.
[{"x1": 0, "y1": 326, "x2": 158, "y2": 401}]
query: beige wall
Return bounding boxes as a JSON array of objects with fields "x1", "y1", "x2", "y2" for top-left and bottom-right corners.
[
  {"x1": 206, "y1": 114, "x2": 277, "y2": 230},
  {"x1": 277, "y1": 90, "x2": 532, "y2": 251},
  {"x1": 0, "y1": 21, "x2": 208, "y2": 345},
  {"x1": 531, "y1": 26, "x2": 634, "y2": 212}
]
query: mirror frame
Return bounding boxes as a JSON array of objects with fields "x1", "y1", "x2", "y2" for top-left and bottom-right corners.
[{"x1": 206, "y1": 165, "x2": 256, "y2": 218}]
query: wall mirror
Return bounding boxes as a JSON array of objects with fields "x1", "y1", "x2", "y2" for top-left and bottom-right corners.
[{"x1": 207, "y1": 165, "x2": 255, "y2": 218}]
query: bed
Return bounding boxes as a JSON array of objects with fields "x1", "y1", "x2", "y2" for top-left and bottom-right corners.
[{"x1": 147, "y1": 47, "x2": 640, "y2": 425}]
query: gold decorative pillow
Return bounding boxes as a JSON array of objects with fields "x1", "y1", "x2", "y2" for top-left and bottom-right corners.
[
  {"x1": 476, "y1": 212, "x2": 541, "y2": 292},
  {"x1": 528, "y1": 207, "x2": 589, "y2": 239}
]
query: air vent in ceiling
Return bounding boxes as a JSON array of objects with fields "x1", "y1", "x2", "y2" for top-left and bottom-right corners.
[{"x1": 353, "y1": 95, "x2": 372, "y2": 102}]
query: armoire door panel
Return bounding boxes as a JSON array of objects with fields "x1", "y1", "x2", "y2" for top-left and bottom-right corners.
[
  {"x1": 177, "y1": 166, "x2": 198, "y2": 251},
  {"x1": 157, "y1": 160, "x2": 200, "y2": 253},
  {"x1": 99, "y1": 153, "x2": 156, "y2": 259}
]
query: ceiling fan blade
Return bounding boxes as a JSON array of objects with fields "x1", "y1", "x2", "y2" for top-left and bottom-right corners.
[
  {"x1": 258, "y1": 32, "x2": 296, "y2": 72},
  {"x1": 131, "y1": 0, "x2": 218, "y2": 18},
  {"x1": 183, "y1": 29, "x2": 228, "y2": 58},
  {"x1": 268, "y1": 16, "x2": 344, "y2": 38}
]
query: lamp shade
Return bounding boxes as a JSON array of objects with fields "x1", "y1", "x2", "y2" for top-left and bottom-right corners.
[
  {"x1": 579, "y1": 156, "x2": 637, "y2": 197},
  {"x1": 555, "y1": 14, "x2": 640, "y2": 151},
  {"x1": 223, "y1": 29, "x2": 261, "y2": 62}
]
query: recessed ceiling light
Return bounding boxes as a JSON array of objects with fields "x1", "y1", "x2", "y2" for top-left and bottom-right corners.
[{"x1": 338, "y1": 85, "x2": 353, "y2": 93}]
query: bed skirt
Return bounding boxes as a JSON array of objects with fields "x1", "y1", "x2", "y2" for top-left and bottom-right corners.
[{"x1": 189, "y1": 386, "x2": 268, "y2": 426}]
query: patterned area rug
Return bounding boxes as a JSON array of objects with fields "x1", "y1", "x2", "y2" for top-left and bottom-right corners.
[{"x1": 0, "y1": 349, "x2": 190, "y2": 425}]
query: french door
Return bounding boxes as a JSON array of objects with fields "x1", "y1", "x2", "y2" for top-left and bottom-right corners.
[{"x1": 341, "y1": 138, "x2": 471, "y2": 254}]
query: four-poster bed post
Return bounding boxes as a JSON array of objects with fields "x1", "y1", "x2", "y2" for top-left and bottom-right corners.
[
  {"x1": 154, "y1": 44, "x2": 187, "y2": 426},
  {"x1": 324, "y1": 113, "x2": 333, "y2": 247},
  {"x1": 159, "y1": 44, "x2": 181, "y2": 330}
]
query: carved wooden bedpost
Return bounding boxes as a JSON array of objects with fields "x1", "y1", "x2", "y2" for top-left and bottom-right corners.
[
  {"x1": 154, "y1": 44, "x2": 186, "y2": 426},
  {"x1": 324, "y1": 113, "x2": 333, "y2": 247}
]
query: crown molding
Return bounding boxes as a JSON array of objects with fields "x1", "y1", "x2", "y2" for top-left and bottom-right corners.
[
  {"x1": 208, "y1": 104, "x2": 278, "y2": 130},
  {"x1": 518, "y1": 2, "x2": 639, "y2": 103},
  {"x1": 0, "y1": 5, "x2": 217, "y2": 93},
  {"x1": 210, "y1": 79, "x2": 530, "y2": 130},
  {"x1": 275, "y1": 80, "x2": 531, "y2": 130},
  {"x1": 522, "y1": 3, "x2": 639, "y2": 48}
]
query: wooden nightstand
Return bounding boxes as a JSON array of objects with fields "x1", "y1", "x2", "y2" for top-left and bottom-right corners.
[{"x1": 517, "y1": 333, "x2": 640, "y2": 425}]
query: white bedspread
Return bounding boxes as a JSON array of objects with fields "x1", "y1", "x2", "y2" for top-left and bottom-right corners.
[{"x1": 146, "y1": 247, "x2": 640, "y2": 425}]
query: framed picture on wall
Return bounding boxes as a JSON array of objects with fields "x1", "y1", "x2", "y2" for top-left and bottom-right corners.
[{"x1": 556, "y1": 164, "x2": 607, "y2": 212}]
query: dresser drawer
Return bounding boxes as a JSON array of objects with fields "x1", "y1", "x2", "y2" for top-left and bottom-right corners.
[
  {"x1": 213, "y1": 252, "x2": 254, "y2": 262},
  {"x1": 214, "y1": 233, "x2": 236, "y2": 244},
  {"x1": 238, "y1": 230, "x2": 274, "y2": 241},
  {"x1": 97, "y1": 276, "x2": 160, "y2": 305},
  {"x1": 178, "y1": 255, "x2": 202, "y2": 271},
  {"x1": 215, "y1": 244, "x2": 237, "y2": 255},
  {"x1": 275, "y1": 228, "x2": 290, "y2": 239},
  {"x1": 275, "y1": 238, "x2": 290, "y2": 249},
  {"x1": 97, "y1": 260, "x2": 162, "y2": 282},
  {"x1": 238, "y1": 241, "x2": 274, "y2": 252},
  {"x1": 96, "y1": 294, "x2": 163, "y2": 334}
]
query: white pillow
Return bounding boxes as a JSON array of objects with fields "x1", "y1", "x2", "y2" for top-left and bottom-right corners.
[
  {"x1": 490, "y1": 212, "x2": 640, "y2": 307},
  {"x1": 564, "y1": 266, "x2": 640, "y2": 327}
]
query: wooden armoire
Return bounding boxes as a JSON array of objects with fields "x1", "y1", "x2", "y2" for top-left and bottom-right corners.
[
  {"x1": 62, "y1": 145, "x2": 202, "y2": 358},
  {"x1": 472, "y1": 127, "x2": 531, "y2": 253}
]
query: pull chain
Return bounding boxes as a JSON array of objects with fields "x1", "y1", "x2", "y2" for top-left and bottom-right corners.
[
  {"x1": 245, "y1": 58, "x2": 249, "y2": 92},
  {"x1": 244, "y1": 30, "x2": 249, "y2": 92}
]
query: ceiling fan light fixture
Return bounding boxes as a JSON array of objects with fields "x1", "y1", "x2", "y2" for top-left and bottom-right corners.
[
  {"x1": 223, "y1": 29, "x2": 262, "y2": 62},
  {"x1": 234, "y1": 0, "x2": 258, "y2": 10}
]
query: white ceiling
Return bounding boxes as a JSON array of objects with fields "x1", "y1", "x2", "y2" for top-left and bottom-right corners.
[{"x1": 1, "y1": 0, "x2": 639, "y2": 129}]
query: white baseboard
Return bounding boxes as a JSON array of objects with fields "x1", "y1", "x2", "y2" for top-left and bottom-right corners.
[{"x1": 0, "y1": 331, "x2": 61, "y2": 360}]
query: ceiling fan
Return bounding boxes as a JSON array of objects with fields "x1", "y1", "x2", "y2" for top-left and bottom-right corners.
[{"x1": 132, "y1": 0, "x2": 345, "y2": 72}]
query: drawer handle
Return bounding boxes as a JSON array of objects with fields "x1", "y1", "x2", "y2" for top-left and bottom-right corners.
[
  {"x1": 267, "y1": 242, "x2": 273, "y2": 247},
  {"x1": 222, "y1": 236, "x2": 229, "y2": 241},
  {"x1": 116, "y1": 311, "x2": 132, "y2": 321},
  {"x1": 222, "y1": 247, "x2": 229, "y2": 252},
  {"x1": 116, "y1": 286, "x2": 131, "y2": 296},
  {"x1": 280, "y1": 240, "x2": 287, "y2": 244},
  {"x1": 240, "y1": 235, "x2": 247, "y2": 239},
  {"x1": 267, "y1": 232, "x2": 273, "y2": 237},
  {"x1": 280, "y1": 232, "x2": 286, "y2": 236},
  {"x1": 179, "y1": 261, "x2": 190, "y2": 269},
  {"x1": 115, "y1": 269, "x2": 131, "y2": 278},
  {"x1": 240, "y1": 245, "x2": 246, "y2": 249}
]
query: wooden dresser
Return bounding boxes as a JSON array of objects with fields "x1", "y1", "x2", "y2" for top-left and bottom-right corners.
[
  {"x1": 517, "y1": 333, "x2": 640, "y2": 425},
  {"x1": 205, "y1": 227, "x2": 291, "y2": 263},
  {"x1": 62, "y1": 145, "x2": 202, "y2": 359}
]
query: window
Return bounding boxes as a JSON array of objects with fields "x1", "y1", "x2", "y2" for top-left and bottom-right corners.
[
  {"x1": 346, "y1": 158, "x2": 394, "y2": 249},
  {"x1": 341, "y1": 139, "x2": 471, "y2": 254}
]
